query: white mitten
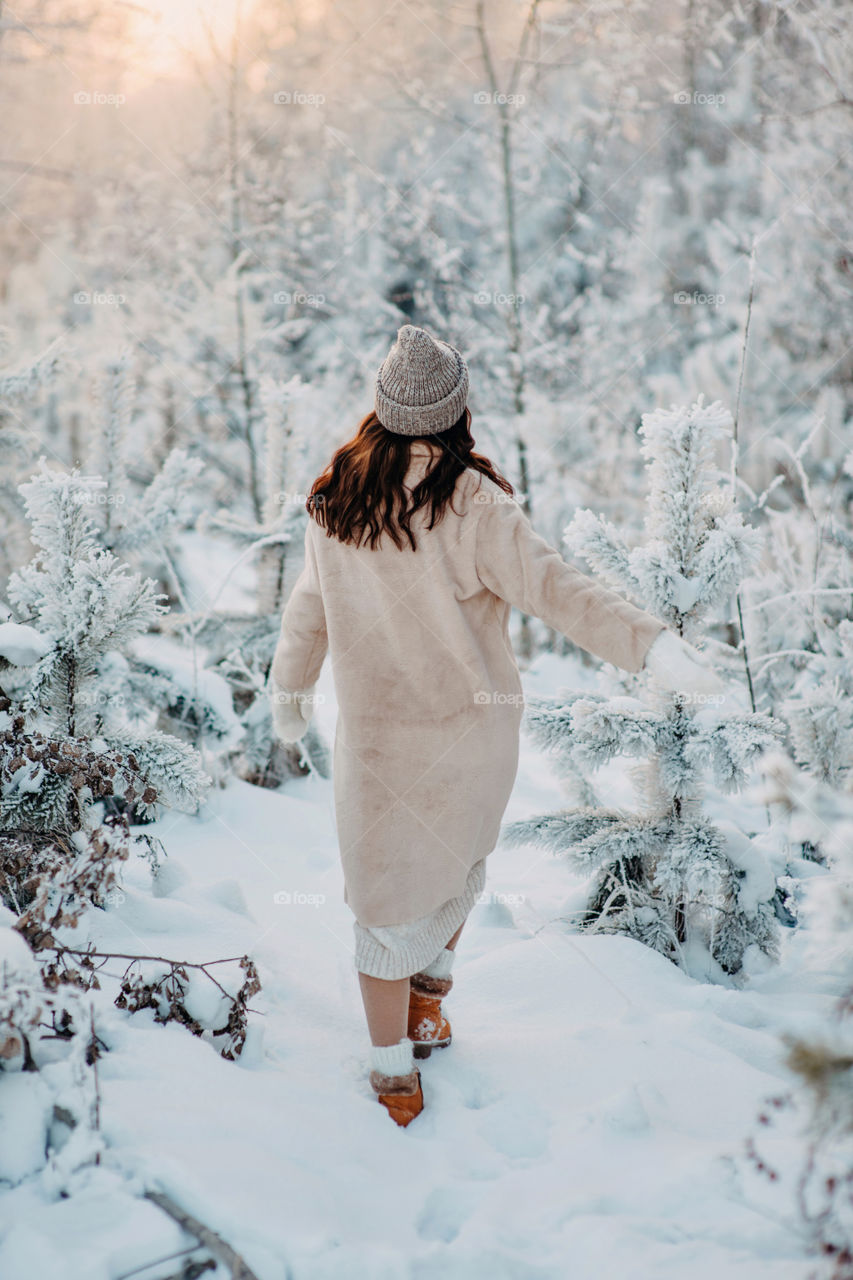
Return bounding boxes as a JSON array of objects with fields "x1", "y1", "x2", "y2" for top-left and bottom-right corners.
[
  {"x1": 642, "y1": 629, "x2": 725, "y2": 697},
  {"x1": 269, "y1": 678, "x2": 317, "y2": 744}
]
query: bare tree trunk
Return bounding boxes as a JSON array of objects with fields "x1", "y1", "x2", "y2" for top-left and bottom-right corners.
[
  {"x1": 226, "y1": 0, "x2": 262, "y2": 524},
  {"x1": 731, "y1": 245, "x2": 760, "y2": 716},
  {"x1": 475, "y1": 0, "x2": 542, "y2": 658},
  {"x1": 256, "y1": 408, "x2": 291, "y2": 616},
  {"x1": 153, "y1": 379, "x2": 177, "y2": 470},
  {"x1": 69, "y1": 411, "x2": 82, "y2": 468},
  {"x1": 65, "y1": 652, "x2": 77, "y2": 737}
]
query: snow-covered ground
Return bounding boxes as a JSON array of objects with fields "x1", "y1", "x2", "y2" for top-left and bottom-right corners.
[{"x1": 0, "y1": 654, "x2": 831, "y2": 1280}]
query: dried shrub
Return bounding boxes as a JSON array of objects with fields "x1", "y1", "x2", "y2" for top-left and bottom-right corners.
[{"x1": 115, "y1": 954, "x2": 261, "y2": 1060}]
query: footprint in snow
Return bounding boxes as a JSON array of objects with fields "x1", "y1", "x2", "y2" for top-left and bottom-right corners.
[
  {"x1": 442, "y1": 1060, "x2": 504, "y2": 1111},
  {"x1": 476, "y1": 1095, "x2": 551, "y2": 1158},
  {"x1": 600, "y1": 1084, "x2": 651, "y2": 1135},
  {"x1": 416, "y1": 1185, "x2": 481, "y2": 1243},
  {"x1": 475, "y1": 898, "x2": 516, "y2": 928},
  {"x1": 199, "y1": 877, "x2": 253, "y2": 917}
]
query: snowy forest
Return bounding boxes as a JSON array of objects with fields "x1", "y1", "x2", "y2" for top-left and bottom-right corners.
[{"x1": 0, "y1": 0, "x2": 851, "y2": 1276}]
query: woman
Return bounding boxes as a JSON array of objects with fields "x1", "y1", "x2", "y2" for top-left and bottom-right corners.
[{"x1": 269, "y1": 324, "x2": 722, "y2": 1127}]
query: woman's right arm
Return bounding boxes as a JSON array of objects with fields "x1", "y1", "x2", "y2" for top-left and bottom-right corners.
[{"x1": 269, "y1": 520, "x2": 328, "y2": 741}]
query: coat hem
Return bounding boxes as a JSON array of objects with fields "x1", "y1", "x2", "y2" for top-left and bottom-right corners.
[{"x1": 353, "y1": 859, "x2": 486, "y2": 979}]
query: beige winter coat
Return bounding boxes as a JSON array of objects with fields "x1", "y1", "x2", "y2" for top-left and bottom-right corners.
[{"x1": 271, "y1": 443, "x2": 666, "y2": 928}]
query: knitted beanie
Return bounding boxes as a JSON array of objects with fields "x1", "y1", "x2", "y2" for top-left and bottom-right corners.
[{"x1": 375, "y1": 324, "x2": 469, "y2": 435}]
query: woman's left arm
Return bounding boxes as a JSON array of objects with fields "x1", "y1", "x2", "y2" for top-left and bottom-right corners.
[
  {"x1": 474, "y1": 488, "x2": 665, "y2": 673},
  {"x1": 473, "y1": 490, "x2": 724, "y2": 693}
]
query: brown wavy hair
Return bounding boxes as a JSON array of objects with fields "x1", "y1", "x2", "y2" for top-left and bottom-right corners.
[{"x1": 306, "y1": 408, "x2": 514, "y2": 551}]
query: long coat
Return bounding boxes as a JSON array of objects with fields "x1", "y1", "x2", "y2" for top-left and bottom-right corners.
[{"x1": 270, "y1": 443, "x2": 665, "y2": 928}]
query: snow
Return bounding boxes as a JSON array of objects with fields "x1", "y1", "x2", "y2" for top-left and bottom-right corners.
[
  {"x1": 1, "y1": 5, "x2": 850, "y2": 1269},
  {"x1": 7, "y1": 761, "x2": 45, "y2": 795},
  {"x1": 128, "y1": 631, "x2": 244, "y2": 743},
  {"x1": 0, "y1": 622, "x2": 50, "y2": 667},
  {"x1": 0, "y1": 1075, "x2": 52, "y2": 1185},
  {"x1": 0, "y1": 654, "x2": 829, "y2": 1279},
  {"x1": 718, "y1": 819, "x2": 778, "y2": 913},
  {"x1": 0, "y1": 910, "x2": 37, "y2": 965},
  {"x1": 670, "y1": 572, "x2": 704, "y2": 614}
]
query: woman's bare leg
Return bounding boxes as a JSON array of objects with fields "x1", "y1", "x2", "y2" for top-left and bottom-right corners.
[
  {"x1": 445, "y1": 919, "x2": 465, "y2": 950},
  {"x1": 358, "y1": 973, "x2": 410, "y2": 1046},
  {"x1": 359, "y1": 919, "x2": 466, "y2": 1045}
]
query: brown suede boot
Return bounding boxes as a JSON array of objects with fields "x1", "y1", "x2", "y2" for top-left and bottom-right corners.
[
  {"x1": 369, "y1": 1067, "x2": 423, "y2": 1126},
  {"x1": 408, "y1": 972, "x2": 452, "y2": 1059}
]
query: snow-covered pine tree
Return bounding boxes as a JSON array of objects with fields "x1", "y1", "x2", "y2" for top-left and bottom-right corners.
[
  {"x1": 88, "y1": 352, "x2": 135, "y2": 548},
  {"x1": 741, "y1": 440, "x2": 853, "y2": 857},
  {"x1": 0, "y1": 498, "x2": 259, "y2": 1068},
  {"x1": 81, "y1": 349, "x2": 205, "y2": 578},
  {"x1": 504, "y1": 397, "x2": 785, "y2": 978},
  {"x1": 748, "y1": 441, "x2": 853, "y2": 801},
  {"x1": 1, "y1": 458, "x2": 209, "y2": 947},
  {"x1": 194, "y1": 374, "x2": 330, "y2": 785},
  {"x1": 0, "y1": 334, "x2": 66, "y2": 582},
  {"x1": 783, "y1": 618, "x2": 853, "y2": 792},
  {"x1": 7, "y1": 459, "x2": 167, "y2": 741},
  {"x1": 72, "y1": 350, "x2": 245, "y2": 766}
]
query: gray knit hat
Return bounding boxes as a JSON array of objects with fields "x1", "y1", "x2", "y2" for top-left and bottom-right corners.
[{"x1": 375, "y1": 324, "x2": 469, "y2": 435}]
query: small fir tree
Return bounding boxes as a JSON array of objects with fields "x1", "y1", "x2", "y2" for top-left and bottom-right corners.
[
  {"x1": 504, "y1": 397, "x2": 785, "y2": 977},
  {"x1": 3, "y1": 458, "x2": 209, "y2": 911}
]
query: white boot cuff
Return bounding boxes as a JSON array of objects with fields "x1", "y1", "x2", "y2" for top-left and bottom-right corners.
[
  {"x1": 421, "y1": 946, "x2": 456, "y2": 980},
  {"x1": 369, "y1": 1036, "x2": 414, "y2": 1077}
]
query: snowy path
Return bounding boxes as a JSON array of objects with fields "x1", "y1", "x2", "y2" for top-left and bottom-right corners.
[{"x1": 0, "y1": 658, "x2": 819, "y2": 1280}]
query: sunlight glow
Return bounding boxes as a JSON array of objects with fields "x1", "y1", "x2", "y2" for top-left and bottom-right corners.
[{"x1": 127, "y1": 0, "x2": 245, "y2": 74}]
